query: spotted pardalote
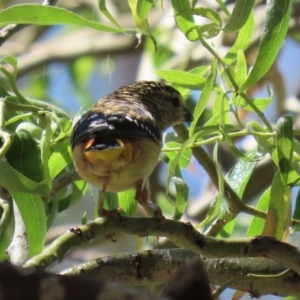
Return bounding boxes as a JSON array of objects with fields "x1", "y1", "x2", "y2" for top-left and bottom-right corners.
[{"x1": 70, "y1": 81, "x2": 193, "y2": 217}]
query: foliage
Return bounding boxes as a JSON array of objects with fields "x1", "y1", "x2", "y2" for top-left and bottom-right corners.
[{"x1": 0, "y1": 0, "x2": 300, "y2": 298}]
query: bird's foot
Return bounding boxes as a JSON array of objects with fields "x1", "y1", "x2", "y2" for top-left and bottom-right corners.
[{"x1": 98, "y1": 207, "x2": 122, "y2": 219}]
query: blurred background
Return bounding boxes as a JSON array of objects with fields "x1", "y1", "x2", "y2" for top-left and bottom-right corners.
[{"x1": 1, "y1": 0, "x2": 300, "y2": 299}]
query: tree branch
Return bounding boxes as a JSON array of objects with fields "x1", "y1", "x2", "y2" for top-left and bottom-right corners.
[{"x1": 23, "y1": 217, "x2": 300, "y2": 277}]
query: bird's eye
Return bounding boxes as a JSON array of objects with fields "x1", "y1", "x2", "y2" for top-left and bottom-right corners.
[{"x1": 171, "y1": 97, "x2": 180, "y2": 108}]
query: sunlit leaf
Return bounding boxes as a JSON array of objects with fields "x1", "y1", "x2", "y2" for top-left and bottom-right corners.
[
  {"x1": 173, "y1": 175, "x2": 189, "y2": 220},
  {"x1": 246, "y1": 188, "x2": 270, "y2": 237},
  {"x1": 171, "y1": 0, "x2": 198, "y2": 41},
  {"x1": 136, "y1": 0, "x2": 155, "y2": 19},
  {"x1": 224, "y1": 0, "x2": 254, "y2": 32},
  {"x1": 225, "y1": 9, "x2": 254, "y2": 64},
  {"x1": 240, "y1": 0, "x2": 292, "y2": 92},
  {"x1": 165, "y1": 142, "x2": 192, "y2": 168},
  {"x1": 189, "y1": 59, "x2": 217, "y2": 135},
  {"x1": 11, "y1": 191, "x2": 47, "y2": 257},
  {"x1": 263, "y1": 171, "x2": 291, "y2": 240},
  {"x1": 118, "y1": 189, "x2": 137, "y2": 216},
  {"x1": 156, "y1": 70, "x2": 206, "y2": 89},
  {"x1": 48, "y1": 140, "x2": 72, "y2": 179},
  {"x1": 276, "y1": 116, "x2": 294, "y2": 185},
  {"x1": 0, "y1": 4, "x2": 123, "y2": 32},
  {"x1": 98, "y1": 0, "x2": 124, "y2": 31}
]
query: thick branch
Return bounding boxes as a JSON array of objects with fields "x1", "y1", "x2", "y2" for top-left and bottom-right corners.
[
  {"x1": 23, "y1": 217, "x2": 300, "y2": 277},
  {"x1": 61, "y1": 248, "x2": 300, "y2": 296}
]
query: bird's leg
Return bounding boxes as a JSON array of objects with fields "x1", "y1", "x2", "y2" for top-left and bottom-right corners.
[
  {"x1": 97, "y1": 182, "x2": 107, "y2": 216},
  {"x1": 97, "y1": 183, "x2": 120, "y2": 217},
  {"x1": 135, "y1": 179, "x2": 165, "y2": 221}
]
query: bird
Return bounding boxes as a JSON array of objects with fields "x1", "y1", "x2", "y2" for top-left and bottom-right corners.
[{"x1": 70, "y1": 81, "x2": 193, "y2": 218}]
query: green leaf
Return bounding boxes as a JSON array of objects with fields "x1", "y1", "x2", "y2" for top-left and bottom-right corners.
[
  {"x1": 213, "y1": 143, "x2": 224, "y2": 201},
  {"x1": 0, "y1": 161, "x2": 51, "y2": 194},
  {"x1": 263, "y1": 171, "x2": 291, "y2": 240},
  {"x1": 224, "y1": 0, "x2": 254, "y2": 32},
  {"x1": 216, "y1": 0, "x2": 230, "y2": 17},
  {"x1": 176, "y1": 7, "x2": 222, "y2": 38},
  {"x1": 226, "y1": 150, "x2": 257, "y2": 196},
  {"x1": 276, "y1": 116, "x2": 294, "y2": 185},
  {"x1": 292, "y1": 189, "x2": 300, "y2": 224},
  {"x1": 218, "y1": 219, "x2": 236, "y2": 238},
  {"x1": 239, "y1": 0, "x2": 292, "y2": 92},
  {"x1": 58, "y1": 180, "x2": 87, "y2": 212},
  {"x1": 171, "y1": 0, "x2": 198, "y2": 41},
  {"x1": 97, "y1": 192, "x2": 119, "y2": 215},
  {"x1": 15, "y1": 122, "x2": 43, "y2": 143},
  {"x1": 118, "y1": 189, "x2": 137, "y2": 216},
  {"x1": 0, "y1": 56, "x2": 18, "y2": 77},
  {"x1": 128, "y1": 0, "x2": 149, "y2": 33},
  {"x1": 5, "y1": 131, "x2": 43, "y2": 182},
  {"x1": 98, "y1": 0, "x2": 124, "y2": 31},
  {"x1": 156, "y1": 70, "x2": 206, "y2": 89},
  {"x1": 54, "y1": 118, "x2": 72, "y2": 142},
  {"x1": 235, "y1": 49, "x2": 247, "y2": 87},
  {"x1": 167, "y1": 134, "x2": 197, "y2": 190},
  {"x1": 11, "y1": 191, "x2": 47, "y2": 257},
  {"x1": 0, "y1": 4, "x2": 123, "y2": 32},
  {"x1": 200, "y1": 150, "x2": 257, "y2": 231},
  {"x1": 48, "y1": 140, "x2": 72, "y2": 179},
  {"x1": 164, "y1": 142, "x2": 192, "y2": 168},
  {"x1": 268, "y1": 137, "x2": 300, "y2": 186},
  {"x1": 189, "y1": 59, "x2": 217, "y2": 135},
  {"x1": 219, "y1": 126, "x2": 253, "y2": 162},
  {"x1": 40, "y1": 120, "x2": 54, "y2": 181},
  {"x1": 81, "y1": 211, "x2": 87, "y2": 225},
  {"x1": 173, "y1": 176, "x2": 189, "y2": 220},
  {"x1": 224, "y1": 9, "x2": 254, "y2": 64},
  {"x1": 246, "y1": 188, "x2": 270, "y2": 237},
  {"x1": 137, "y1": 0, "x2": 155, "y2": 19},
  {"x1": 190, "y1": 7, "x2": 222, "y2": 28},
  {"x1": 240, "y1": 88, "x2": 273, "y2": 112},
  {"x1": 213, "y1": 92, "x2": 230, "y2": 125}
]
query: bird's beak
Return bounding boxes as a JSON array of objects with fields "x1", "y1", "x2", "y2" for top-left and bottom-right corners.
[{"x1": 183, "y1": 108, "x2": 193, "y2": 122}]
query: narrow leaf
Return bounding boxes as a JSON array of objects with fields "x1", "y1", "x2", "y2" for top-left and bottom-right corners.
[
  {"x1": 137, "y1": 0, "x2": 155, "y2": 19},
  {"x1": 240, "y1": 0, "x2": 292, "y2": 92},
  {"x1": 164, "y1": 142, "x2": 192, "y2": 168},
  {"x1": 118, "y1": 189, "x2": 137, "y2": 216},
  {"x1": 171, "y1": 0, "x2": 198, "y2": 41},
  {"x1": 224, "y1": 0, "x2": 254, "y2": 32},
  {"x1": 189, "y1": 58, "x2": 217, "y2": 135},
  {"x1": 292, "y1": 189, "x2": 300, "y2": 224},
  {"x1": 156, "y1": 70, "x2": 206, "y2": 89},
  {"x1": 246, "y1": 188, "x2": 270, "y2": 237},
  {"x1": 11, "y1": 191, "x2": 47, "y2": 257},
  {"x1": 276, "y1": 116, "x2": 293, "y2": 185},
  {"x1": 0, "y1": 162, "x2": 51, "y2": 194},
  {"x1": 0, "y1": 4, "x2": 122, "y2": 32},
  {"x1": 173, "y1": 176, "x2": 189, "y2": 220},
  {"x1": 263, "y1": 171, "x2": 291, "y2": 240},
  {"x1": 99, "y1": 0, "x2": 124, "y2": 30},
  {"x1": 224, "y1": 9, "x2": 254, "y2": 64},
  {"x1": 48, "y1": 140, "x2": 72, "y2": 179}
]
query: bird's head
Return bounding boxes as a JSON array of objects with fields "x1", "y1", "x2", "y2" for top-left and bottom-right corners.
[{"x1": 102, "y1": 81, "x2": 193, "y2": 132}]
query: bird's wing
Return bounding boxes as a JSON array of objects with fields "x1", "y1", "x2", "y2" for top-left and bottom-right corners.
[{"x1": 71, "y1": 112, "x2": 161, "y2": 149}]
